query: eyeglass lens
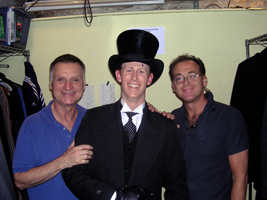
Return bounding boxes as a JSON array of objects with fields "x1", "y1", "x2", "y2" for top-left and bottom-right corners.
[{"x1": 175, "y1": 73, "x2": 199, "y2": 84}]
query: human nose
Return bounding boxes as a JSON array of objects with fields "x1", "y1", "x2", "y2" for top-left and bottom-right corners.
[
  {"x1": 183, "y1": 76, "x2": 190, "y2": 85},
  {"x1": 64, "y1": 80, "x2": 72, "y2": 90},
  {"x1": 132, "y1": 71, "x2": 137, "y2": 80}
]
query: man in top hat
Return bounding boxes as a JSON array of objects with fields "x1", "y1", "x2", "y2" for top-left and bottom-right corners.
[{"x1": 62, "y1": 29, "x2": 189, "y2": 200}]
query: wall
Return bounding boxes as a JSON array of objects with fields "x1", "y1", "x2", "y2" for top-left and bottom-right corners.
[
  {"x1": 0, "y1": 8, "x2": 266, "y2": 199},
  {"x1": 1, "y1": 8, "x2": 266, "y2": 113}
]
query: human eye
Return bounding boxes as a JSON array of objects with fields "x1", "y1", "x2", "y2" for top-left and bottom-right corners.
[
  {"x1": 139, "y1": 69, "x2": 145, "y2": 74},
  {"x1": 125, "y1": 68, "x2": 132, "y2": 73},
  {"x1": 175, "y1": 76, "x2": 184, "y2": 83},
  {"x1": 189, "y1": 74, "x2": 197, "y2": 79},
  {"x1": 57, "y1": 77, "x2": 64, "y2": 82},
  {"x1": 72, "y1": 78, "x2": 79, "y2": 82}
]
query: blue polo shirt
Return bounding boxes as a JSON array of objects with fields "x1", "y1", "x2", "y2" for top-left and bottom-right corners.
[
  {"x1": 172, "y1": 92, "x2": 249, "y2": 200},
  {"x1": 13, "y1": 101, "x2": 87, "y2": 200}
]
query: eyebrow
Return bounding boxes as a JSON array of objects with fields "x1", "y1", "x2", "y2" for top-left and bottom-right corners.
[{"x1": 174, "y1": 71, "x2": 197, "y2": 76}]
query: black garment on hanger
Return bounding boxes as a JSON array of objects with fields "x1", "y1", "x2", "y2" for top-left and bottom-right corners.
[
  {"x1": 0, "y1": 86, "x2": 14, "y2": 180},
  {"x1": 0, "y1": 85, "x2": 25, "y2": 200},
  {"x1": 230, "y1": 47, "x2": 267, "y2": 197},
  {"x1": 0, "y1": 135, "x2": 17, "y2": 200},
  {"x1": 0, "y1": 73, "x2": 25, "y2": 143},
  {"x1": 261, "y1": 91, "x2": 267, "y2": 199},
  {"x1": 22, "y1": 62, "x2": 45, "y2": 116}
]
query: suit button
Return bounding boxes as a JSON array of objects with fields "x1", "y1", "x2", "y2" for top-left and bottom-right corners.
[
  {"x1": 125, "y1": 170, "x2": 129, "y2": 174},
  {"x1": 126, "y1": 157, "x2": 130, "y2": 162},
  {"x1": 128, "y1": 145, "x2": 132, "y2": 149},
  {"x1": 96, "y1": 190, "x2": 102, "y2": 195}
]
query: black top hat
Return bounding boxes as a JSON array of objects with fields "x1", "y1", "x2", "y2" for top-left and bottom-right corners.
[{"x1": 108, "y1": 29, "x2": 164, "y2": 86}]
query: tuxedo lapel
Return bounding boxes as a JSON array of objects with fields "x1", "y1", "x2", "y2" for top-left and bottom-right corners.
[
  {"x1": 129, "y1": 105, "x2": 166, "y2": 184},
  {"x1": 96, "y1": 101, "x2": 125, "y2": 186}
]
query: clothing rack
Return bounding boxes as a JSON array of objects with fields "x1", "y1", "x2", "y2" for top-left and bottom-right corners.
[
  {"x1": 245, "y1": 33, "x2": 267, "y2": 58},
  {"x1": 245, "y1": 33, "x2": 267, "y2": 200},
  {"x1": 0, "y1": 44, "x2": 30, "y2": 68}
]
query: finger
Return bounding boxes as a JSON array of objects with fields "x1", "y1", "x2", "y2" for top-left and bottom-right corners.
[
  {"x1": 79, "y1": 153, "x2": 93, "y2": 160},
  {"x1": 161, "y1": 111, "x2": 167, "y2": 116},
  {"x1": 74, "y1": 149, "x2": 94, "y2": 157},
  {"x1": 76, "y1": 154, "x2": 92, "y2": 164},
  {"x1": 75, "y1": 144, "x2": 93, "y2": 150},
  {"x1": 83, "y1": 149, "x2": 93, "y2": 156},
  {"x1": 166, "y1": 113, "x2": 175, "y2": 119}
]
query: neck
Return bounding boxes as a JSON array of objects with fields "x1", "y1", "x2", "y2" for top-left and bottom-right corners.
[
  {"x1": 51, "y1": 102, "x2": 78, "y2": 132},
  {"x1": 121, "y1": 97, "x2": 145, "y2": 111},
  {"x1": 184, "y1": 95, "x2": 208, "y2": 126}
]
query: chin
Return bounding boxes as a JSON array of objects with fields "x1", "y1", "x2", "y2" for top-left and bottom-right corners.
[
  {"x1": 61, "y1": 99, "x2": 77, "y2": 105},
  {"x1": 177, "y1": 95, "x2": 194, "y2": 103}
]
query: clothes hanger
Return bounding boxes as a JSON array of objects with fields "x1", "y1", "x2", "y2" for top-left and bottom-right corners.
[{"x1": 0, "y1": 64, "x2": 9, "y2": 68}]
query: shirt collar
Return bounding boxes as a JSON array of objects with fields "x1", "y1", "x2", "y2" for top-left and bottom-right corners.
[
  {"x1": 120, "y1": 98, "x2": 145, "y2": 114},
  {"x1": 180, "y1": 91, "x2": 215, "y2": 114}
]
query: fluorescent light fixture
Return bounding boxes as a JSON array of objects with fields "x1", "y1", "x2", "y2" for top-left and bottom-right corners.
[{"x1": 25, "y1": 0, "x2": 164, "y2": 11}]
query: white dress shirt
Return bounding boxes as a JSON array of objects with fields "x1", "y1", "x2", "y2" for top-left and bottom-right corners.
[{"x1": 120, "y1": 98, "x2": 145, "y2": 131}]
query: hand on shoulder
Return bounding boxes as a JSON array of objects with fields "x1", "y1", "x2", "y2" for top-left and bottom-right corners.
[{"x1": 147, "y1": 102, "x2": 175, "y2": 120}]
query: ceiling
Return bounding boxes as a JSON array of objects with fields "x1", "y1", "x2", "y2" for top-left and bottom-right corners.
[{"x1": 0, "y1": 0, "x2": 266, "y2": 18}]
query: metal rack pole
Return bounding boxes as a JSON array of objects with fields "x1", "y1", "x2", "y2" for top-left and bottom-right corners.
[{"x1": 0, "y1": 44, "x2": 30, "y2": 62}]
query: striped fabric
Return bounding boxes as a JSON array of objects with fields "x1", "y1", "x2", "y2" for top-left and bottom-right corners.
[{"x1": 23, "y1": 62, "x2": 45, "y2": 116}]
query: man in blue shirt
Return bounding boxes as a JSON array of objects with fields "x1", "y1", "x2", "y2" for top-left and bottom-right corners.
[
  {"x1": 169, "y1": 54, "x2": 249, "y2": 200},
  {"x1": 12, "y1": 54, "x2": 93, "y2": 200}
]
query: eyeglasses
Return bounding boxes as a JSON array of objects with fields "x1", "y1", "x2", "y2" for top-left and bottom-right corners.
[{"x1": 174, "y1": 73, "x2": 202, "y2": 84}]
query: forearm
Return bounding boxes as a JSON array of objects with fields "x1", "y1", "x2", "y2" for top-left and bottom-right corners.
[
  {"x1": 229, "y1": 150, "x2": 248, "y2": 200},
  {"x1": 230, "y1": 173, "x2": 248, "y2": 200},
  {"x1": 14, "y1": 157, "x2": 63, "y2": 190}
]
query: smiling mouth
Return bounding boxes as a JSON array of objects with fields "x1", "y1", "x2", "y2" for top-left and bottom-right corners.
[
  {"x1": 63, "y1": 92, "x2": 75, "y2": 96},
  {"x1": 183, "y1": 87, "x2": 194, "y2": 93},
  {"x1": 128, "y1": 83, "x2": 139, "y2": 88}
]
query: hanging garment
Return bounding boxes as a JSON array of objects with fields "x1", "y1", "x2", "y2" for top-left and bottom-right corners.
[
  {"x1": 0, "y1": 86, "x2": 15, "y2": 170},
  {"x1": 261, "y1": 91, "x2": 267, "y2": 198},
  {"x1": 0, "y1": 73, "x2": 25, "y2": 143},
  {"x1": 0, "y1": 75, "x2": 29, "y2": 200},
  {"x1": 230, "y1": 47, "x2": 267, "y2": 196},
  {"x1": 0, "y1": 135, "x2": 17, "y2": 200},
  {"x1": 0, "y1": 86, "x2": 18, "y2": 200},
  {"x1": 16, "y1": 85, "x2": 27, "y2": 119},
  {"x1": 22, "y1": 62, "x2": 45, "y2": 116}
]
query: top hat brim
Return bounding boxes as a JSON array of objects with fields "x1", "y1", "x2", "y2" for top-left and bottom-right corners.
[{"x1": 108, "y1": 55, "x2": 164, "y2": 86}]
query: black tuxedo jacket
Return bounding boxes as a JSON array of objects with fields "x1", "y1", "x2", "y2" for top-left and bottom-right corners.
[{"x1": 62, "y1": 100, "x2": 189, "y2": 200}]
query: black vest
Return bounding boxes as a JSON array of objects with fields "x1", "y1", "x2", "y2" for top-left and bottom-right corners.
[{"x1": 123, "y1": 127, "x2": 138, "y2": 186}]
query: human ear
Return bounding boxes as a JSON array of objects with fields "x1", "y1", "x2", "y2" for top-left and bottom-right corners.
[
  {"x1": 147, "y1": 73, "x2": 154, "y2": 86},
  {"x1": 171, "y1": 82, "x2": 176, "y2": 93},
  {"x1": 115, "y1": 70, "x2": 122, "y2": 83},
  {"x1": 203, "y1": 75, "x2": 208, "y2": 87},
  {"x1": 49, "y1": 82, "x2": 52, "y2": 91}
]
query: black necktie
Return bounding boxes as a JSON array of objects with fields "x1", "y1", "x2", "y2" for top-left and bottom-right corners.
[{"x1": 124, "y1": 112, "x2": 137, "y2": 142}]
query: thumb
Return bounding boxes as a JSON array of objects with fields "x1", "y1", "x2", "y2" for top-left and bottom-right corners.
[{"x1": 68, "y1": 140, "x2": 75, "y2": 148}]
